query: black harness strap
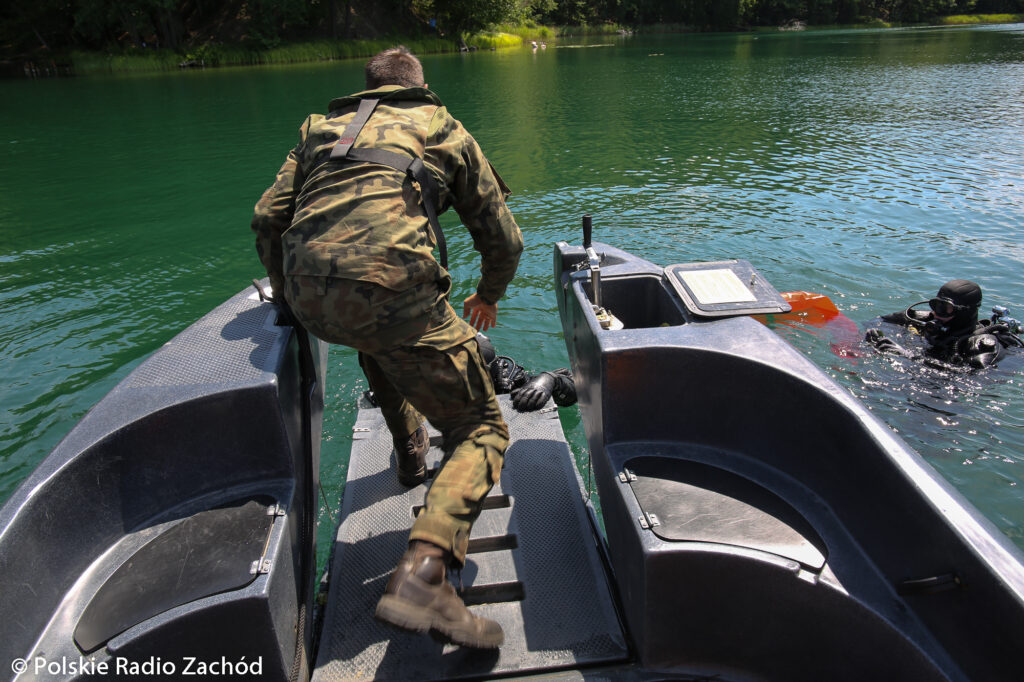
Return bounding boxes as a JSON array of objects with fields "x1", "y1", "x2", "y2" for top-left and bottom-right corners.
[
  {"x1": 329, "y1": 98, "x2": 448, "y2": 269},
  {"x1": 330, "y1": 98, "x2": 379, "y2": 159},
  {"x1": 407, "y1": 156, "x2": 445, "y2": 269}
]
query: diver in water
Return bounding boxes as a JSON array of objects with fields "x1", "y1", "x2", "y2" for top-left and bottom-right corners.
[
  {"x1": 475, "y1": 334, "x2": 577, "y2": 411},
  {"x1": 865, "y1": 279, "x2": 1024, "y2": 369}
]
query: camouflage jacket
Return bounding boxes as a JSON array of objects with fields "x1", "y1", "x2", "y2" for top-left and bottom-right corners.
[{"x1": 251, "y1": 85, "x2": 523, "y2": 308}]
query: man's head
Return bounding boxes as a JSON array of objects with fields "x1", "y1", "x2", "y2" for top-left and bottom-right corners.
[
  {"x1": 929, "y1": 279, "x2": 982, "y2": 326},
  {"x1": 365, "y1": 47, "x2": 425, "y2": 89}
]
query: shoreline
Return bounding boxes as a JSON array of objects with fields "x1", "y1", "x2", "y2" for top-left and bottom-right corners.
[{"x1": 4, "y1": 14, "x2": 1021, "y2": 79}]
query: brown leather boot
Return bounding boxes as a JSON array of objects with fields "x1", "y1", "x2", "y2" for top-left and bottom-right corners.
[
  {"x1": 394, "y1": 425, "x2": 428, "y2": 487},
  {"x1": 375, "y1": 541, "x2": 504, "y2": 649}
]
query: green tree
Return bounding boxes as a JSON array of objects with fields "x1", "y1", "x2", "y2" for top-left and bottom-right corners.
[
  {"x1": 2, "y1": 0, "x2": 77, "y2": 53},
  {"x1": 413, "y1": 0, "x2": 520, "y2": 44},
  {"x1": 241, "y1": 0, "x2": 314, "y2": 48}
]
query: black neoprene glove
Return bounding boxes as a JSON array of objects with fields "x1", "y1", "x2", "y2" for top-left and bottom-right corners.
[
  {"x1": 865, "y1": 328, "x2": 910, "y2": 356},
  {"x1": 511, "y1": 369, "x2": 577, "y2": 412}
]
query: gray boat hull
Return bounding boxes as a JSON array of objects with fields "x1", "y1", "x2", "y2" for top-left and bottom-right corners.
[{"x1": 6, "y1": 242, "x2": 1024, "y2": 681}]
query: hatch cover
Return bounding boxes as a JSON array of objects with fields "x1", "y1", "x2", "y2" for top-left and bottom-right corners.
[
  {"x1": 627, "y1": 456, "x2": 826, "y2": 570},
  {"x1": 665, "y1": 260, "x2": 791, "y2": 318}
]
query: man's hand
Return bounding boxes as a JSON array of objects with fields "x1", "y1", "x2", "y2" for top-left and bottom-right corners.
[{"x1": 463, "y1": 292, "x2": 497, "y2": 332}]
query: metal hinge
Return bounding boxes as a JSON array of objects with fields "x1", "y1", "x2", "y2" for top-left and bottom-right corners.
[
  {"x1": 266, "y1": 503, "x2": 286, "y2": 517},
  {"x1": 638, "y1": 513, "x2": 660, "y2": 530},
  {"x1": 353, "y1": 427, "x2": 371, "y2": 433},
  {"x1": 250, "y1": 559, "x2": 272, "y2": 575},
  {"x1": 618, "y1": 469, "x2": 637, "y2": 483}
]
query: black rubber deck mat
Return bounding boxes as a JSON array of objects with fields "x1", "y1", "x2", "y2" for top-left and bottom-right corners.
[{"x1": 312, "y1": 395, "x2": 628, "y2": 681}]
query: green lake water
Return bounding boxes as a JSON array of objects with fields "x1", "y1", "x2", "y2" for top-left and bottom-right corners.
[{"x1": 2, "y1": 25, "x2": 1024, "y2": 557}]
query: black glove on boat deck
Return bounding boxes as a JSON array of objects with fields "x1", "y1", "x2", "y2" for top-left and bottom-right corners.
[{"x1": 511, "y1": 369, "x2": 577, "y2": 412}]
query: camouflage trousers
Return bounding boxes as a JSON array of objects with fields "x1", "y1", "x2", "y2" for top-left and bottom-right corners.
[{"x1": 286, "y1": 274, "x2": 509, "y2": 565}]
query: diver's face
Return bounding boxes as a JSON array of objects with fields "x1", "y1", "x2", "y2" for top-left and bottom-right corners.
[
  {"x1": 929, "y1": 297, "x2": 960, "y2": 324},
  {"x1": 929, "y1": 297, "x2": 980, "y2": 328}
]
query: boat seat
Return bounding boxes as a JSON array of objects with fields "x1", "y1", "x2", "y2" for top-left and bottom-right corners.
[{"x1": 73, "y1": 496, "x2": 277, "y2": 652}]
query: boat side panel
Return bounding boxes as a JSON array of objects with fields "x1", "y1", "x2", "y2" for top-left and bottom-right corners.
[
  {"x1": 594, "y1": 336, "x2": 1024, "y2": 679},
  {"x1": 640, "y1": 548, "x2": 947, "y2": 680},
  {"x1": 556, "y1": 242, "x2": 1024, "y2": 680},
  {"x1": 0, "y1": 287, "x2": 323, "y2": 679}
]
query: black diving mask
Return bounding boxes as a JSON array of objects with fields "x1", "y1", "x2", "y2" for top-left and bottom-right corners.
[{"x1": 928, "y1": 297, "x2": 972, "y2": 317}]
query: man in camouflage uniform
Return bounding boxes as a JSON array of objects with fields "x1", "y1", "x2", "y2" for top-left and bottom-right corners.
[{"x1": 251, "y1": 47, "x2": 522, "y2": 649}]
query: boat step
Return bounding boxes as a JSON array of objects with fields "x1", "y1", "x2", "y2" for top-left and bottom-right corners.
[{"x1": 312, "y1": 396, "x2": 628, "y2": 681}]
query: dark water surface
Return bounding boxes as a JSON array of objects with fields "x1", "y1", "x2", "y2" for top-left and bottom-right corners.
[{"x1": 3, "y1": 25, "x2": 1024, "y2": 555}]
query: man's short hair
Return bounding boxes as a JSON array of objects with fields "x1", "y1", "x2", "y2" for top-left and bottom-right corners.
[{"x1": 365, "y1": 47, "x2": 424, "y2": 89}]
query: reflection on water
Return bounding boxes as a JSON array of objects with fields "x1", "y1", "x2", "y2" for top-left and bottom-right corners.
[{"x1": 1, "y1": 25, "x2": 1023, "y2": 551}]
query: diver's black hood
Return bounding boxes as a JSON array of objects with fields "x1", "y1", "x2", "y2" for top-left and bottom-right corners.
[
  {"x1": 937, "y1": 279, "x2": 982, "y2": 308},
  {"x1": 936, "y1": 279, "x2": 981, "y2": 330},
  {"x1": 924, "y1": 279, "x2": 981, "y2": 345}
]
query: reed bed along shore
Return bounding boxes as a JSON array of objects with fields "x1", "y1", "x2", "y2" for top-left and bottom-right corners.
[{"x1": 936, "y1": 13, "x2": 1024, "y2": 24}]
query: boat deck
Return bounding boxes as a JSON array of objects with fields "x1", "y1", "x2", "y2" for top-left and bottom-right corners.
[{"x1": 311, "y1": 396, "x2": 628, "y2": 681}]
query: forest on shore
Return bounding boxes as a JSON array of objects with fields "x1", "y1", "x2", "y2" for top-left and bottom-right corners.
[{"x1": 4, "y1": 0, "x2": 1024, "y2": 74}]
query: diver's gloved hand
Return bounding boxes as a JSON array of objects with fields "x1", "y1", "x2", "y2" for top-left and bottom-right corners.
[
  {"x1": 511, "y1": 368, "x2": 577, "y2": 412},
  {"x1": 865, "y1": 328, "x2": 910, "y2": 356},
  {"x1": 489, "y1": 356, "x2": 527, "y2": 394}
]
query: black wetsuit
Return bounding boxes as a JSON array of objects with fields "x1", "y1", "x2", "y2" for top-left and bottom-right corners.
[{"x1": 877, "y1": 308, "x2": 1023, "y2": 369}]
